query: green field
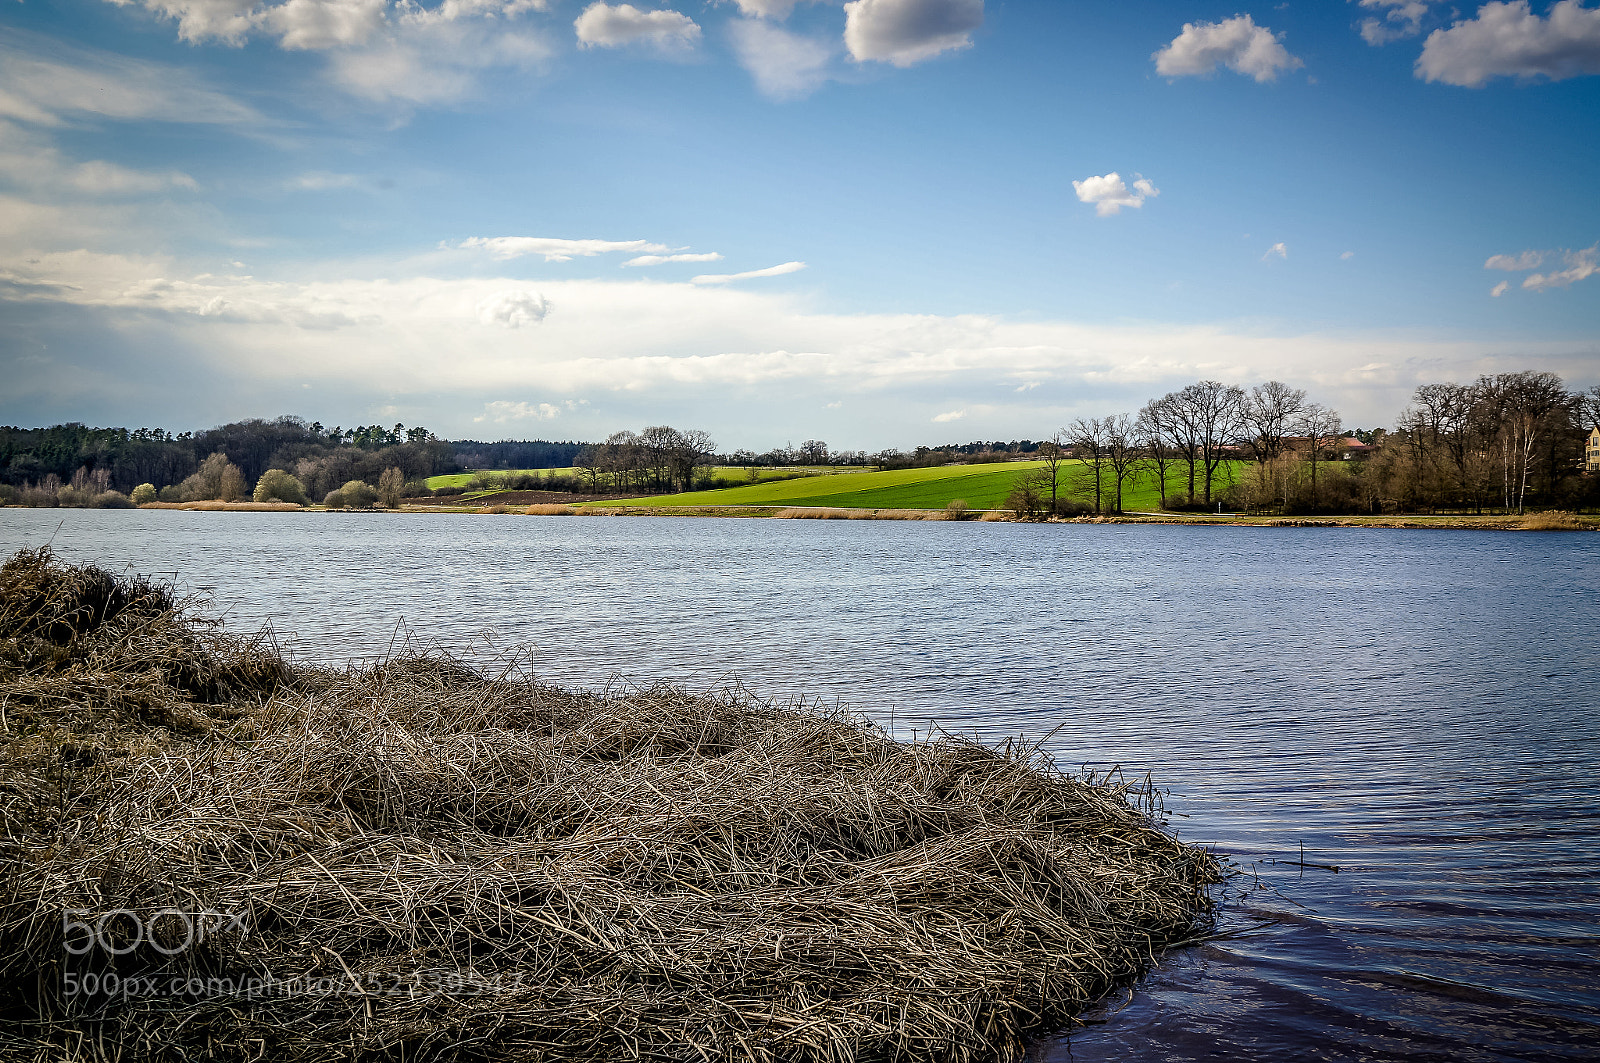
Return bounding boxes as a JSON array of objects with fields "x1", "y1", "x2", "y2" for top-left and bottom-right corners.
[
  {"x1": 426, "y1": 466, "x2": 862, "y2": 492},
  {"x1": 585, "y1": 460, "x2": 1246, "y2": 512}
]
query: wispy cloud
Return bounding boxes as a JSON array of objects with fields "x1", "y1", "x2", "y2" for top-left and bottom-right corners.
[
  {"x1": 1263, "y1": 242, "x2": 1288, "y2": 260},
  {"x1": 691, "y1": 261, "x2": 806, "y2": 284},
  {"x1": 622, "y1": 252, "x2": 723, "y2": 267},
  {"x1": 1484, "y1": 249, "x2": 1544, "y2": 270},
  {"x1": 1481, "y1": 243, "x2": 1597, "y2": 294},
  {"x1": 462, "y1": 236, "x2": 669, "y2": 261}
]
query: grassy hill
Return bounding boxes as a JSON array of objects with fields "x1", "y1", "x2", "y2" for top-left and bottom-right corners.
[{"x1": 585, "y1": 460, "x2": 1245, "y2": 512}]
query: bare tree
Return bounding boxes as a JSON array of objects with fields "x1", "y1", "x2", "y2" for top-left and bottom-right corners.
[
  {"x1": 1241, "y1": 381, "x2": 1308, "y2": 495},
  {"x1": 1167, "y1": 381, "x2": 1247, "y2": 504},
  {"x1": 377, "y1": 466, "x2": 406, "y2": 508},
  {"x1": 1068, "y1": 417, "x2": 1110, "y2": 514},
  {"x1": 798, "y1": 440, "x2": 830, "y2": 465},
  {"x1": 1035, "y1": 432, "x2": 1068, "y2": 514},
  {"x1": 1136, "y1": 398, "x2": 1177, "y2": 510},
  {"x1": 669, "y1": 428, "x2": 717, "y2": 491},
  {"x1": 1103, "y1": 414, "x2": 1140, "y2": 514},
  {"x1": 1295, "y1": 402, "x2": 1343, "y2": 510}
]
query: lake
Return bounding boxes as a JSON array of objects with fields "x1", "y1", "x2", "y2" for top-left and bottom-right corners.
[{"x1": 3, "y1": 508, "x2": 1597, "y2": 1062}]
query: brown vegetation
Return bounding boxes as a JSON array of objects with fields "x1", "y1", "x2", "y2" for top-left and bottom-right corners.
[{"x1": 0, "y1": 548, "x2": 1220, "y2": 1063}]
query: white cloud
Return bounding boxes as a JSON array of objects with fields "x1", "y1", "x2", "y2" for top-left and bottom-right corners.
[
  {"x1": 622, "y1": 252, "x2": 723, "y2": 266},
  {"x1": 0, "y1": 120, "x2": 199, "y2": 198},
  {"x1": 5, "y1": 247, "x2": 1596, "y2": 437},
  {"x1": 0, "y1": 33, "x2": 262, "y2": 127},
  {"x1": 476, "y1": 289, "x2": 548, "y2": 327},
  {"x1": 1491, "y1": 280, "x2": 1511, "y2": 296},
  {"x1": 476, "y1": 399, "x2": 563, "y2": 422},
  {"x1": 1153, "y1": 15, "x2": 1304, "y2": 82},
  {"x1": 1522, "y1": 243, "x2": 1598, "y2": 291},
  {"x1": 1340, "y1": 250, "x2": 1356, "y2": 260},
  {"x1": 843, "y1": 0, "x2": 984, "y2": 67},
  {"x1": 729, "y1": 18, "x2": 835, "y2": 98},
  {"x1": 1417, "y1": 0, "x2": 1600, "y2": 86},
  {"x1": 1359, "y1": 0, "x2": 1431, "y2": 45},
  {"x1": 94, "y1": 1, "x2": 550, "y2": 106},
  {"x1": 293, "y1": 171, "x2": 365, "y2": 190},
  {"x1": 328, "y1": 17, "x2": 550, "y2": 104},
  {"x1": 260, "y1": 0, "x2": 389, "y2": 49},
  {"x1": 691, "y1": 261, "x2": 806, "y2": 283},
  {"x1": 725, "y1": 0, "x2": 815, "y2": 17},
  {"x1": 462, "y1": 236, "x2": 669, "y2": 261},
  {"x1": 1071, "y1": 172, "x2": 1159, "y2": 216},
  {"x1": 1485, "y1": 249, "x2": 1545, "y2": 270},
  {"x1": 573, "y1": 3, "x2": 701, "y2": 50},
  {"x1": 1264, "y1": 242, "x2": 1288, "y2": 260},
  {"x1": 932, "y1": 408, "x2": 966, "y2": 422}
]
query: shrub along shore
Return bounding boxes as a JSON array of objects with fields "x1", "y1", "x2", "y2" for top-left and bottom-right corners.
[{"x1": 0, "y1": 548, "x2": 1222, "y2": 1063}]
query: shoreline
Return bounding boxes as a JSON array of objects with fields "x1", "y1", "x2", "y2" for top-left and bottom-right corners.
[{"x1": 6, "y1": 501, "x2": 1596, "y2": 531}]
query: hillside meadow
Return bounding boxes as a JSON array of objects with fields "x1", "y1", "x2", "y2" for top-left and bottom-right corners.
[{"x1": 583, "y1": 461, "x2": 1242, "y2": 513}]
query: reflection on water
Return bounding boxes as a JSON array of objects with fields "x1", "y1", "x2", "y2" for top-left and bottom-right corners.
[{"x1": 4, "y1": 509, "x2": 1597, "y2": 1062}]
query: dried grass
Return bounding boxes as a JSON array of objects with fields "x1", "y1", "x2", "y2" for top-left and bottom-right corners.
[
  {"x1": 524, "y1": 504, "x2": 578, "y2": 516},
  {"x1": 1517, "y1": 510, "x2": 1591, "y2": 531},
  {"x1": 774, "y1": 508, "x2": 953, "y2": 521},
  {"x1": 0, "y1": 548, "x2": 1221, "y2": 1063}
]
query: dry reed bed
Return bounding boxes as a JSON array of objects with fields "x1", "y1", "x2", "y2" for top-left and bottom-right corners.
[{"x1": 0, "y1": 548, "x2": 1220, "y2": 1063}]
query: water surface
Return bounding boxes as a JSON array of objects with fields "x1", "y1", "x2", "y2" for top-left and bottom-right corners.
[{"x1": 4, "y1": 510, "x2": 1596, "y2": 1062}]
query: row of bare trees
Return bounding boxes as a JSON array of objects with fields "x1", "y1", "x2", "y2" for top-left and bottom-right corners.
[
  {"x1": 1375, "y1": 372, "x2": 1594, "y2": 514},
  {"x1": 578, "y1": 426, "x2": 718, "y2": 494},
  {"x1": 1011, "y1": 371, "x2": 1596, "y2": 518}
]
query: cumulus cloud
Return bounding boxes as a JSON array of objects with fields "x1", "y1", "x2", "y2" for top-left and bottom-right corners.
[
  {"x1": 729, "y1": 18, "x2": 835, "y2": 98},
  {"x1": 1522, "y1": 243, "x2": 1598, "y2": 291},
  {"x1": 1341, "y1": 250, "x2": 1356, "y2": 260},
  {"x1": 573, "y1": 3, "x2": 701, "y2": 50},
  {"x1": 1264, "y1": 242, "x2": 1288, "y2": 260},
  {"x1": 1359, "y1": 0, "x2": 1432, "y2": 45},
  {"x1": 1485, "y1": 249, "x2": 1545, "y2": 270},
  {"x1": 93, "y1": 0, "x2": 550, "y2": 106},
  {"x1": 259, "y1": 0, "x2": 389, "y2": 50},
  {"x1": 931, "y1": 408, "x2": 966, "y2": 422},
  {"x1": 1153, "y1": 15, "x2": 1304, "y2": 82},
  {"x1": 1071, "y1": 172, "x2": 1158, "y2": 216},
  {"x1": 1491, "y1": 280, "x2": 1511, "y2": 296},
  {"x1": 690, "y1": 261, "x2": 806, "y2": 283},
  {"x1": 622, "y1": 252, "x2": 723, "y2": 266},
  {"x1": 476, "y1": 289, "x2": 548, "y2": 327},
  {"x1": 462, "y1": 236, "x2": 669, "y2": 261},
  {"x1": 1417, "y1": 0, "x2": 1600, "y2": 86},
  {"x1": 843, "y1": 0, "x2": 984, "y2": 67}
]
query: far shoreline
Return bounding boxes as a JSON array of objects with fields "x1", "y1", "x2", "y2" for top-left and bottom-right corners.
[{"x1": 8, "y1": 501, "x2": 1596, "y2": 531}]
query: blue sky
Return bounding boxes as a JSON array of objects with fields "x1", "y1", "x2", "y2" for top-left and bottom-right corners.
[{"x1": 1, "y1": 0, "x2": 1597, "y2": 447}]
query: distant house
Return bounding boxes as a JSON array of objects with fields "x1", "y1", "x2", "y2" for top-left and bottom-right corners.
[
  {"x1": 1281, "y1": 435, "x2": 1364, "y2": 460},
  {"x1": 1587, "y1": 427, "x2": 1600, "y2": 473}
]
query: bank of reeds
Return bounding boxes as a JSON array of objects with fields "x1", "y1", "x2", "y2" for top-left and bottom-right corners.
[
  {"x1": 772, "y1": 507, "x2": 975, "y2": 521},
  {"x1": 524, "y1": 503, "x2": 578, "y2": 516},
  {"x1": 0, "y1": 548, "x2": 1220, "y2": 1063},
  {"x1": 1517, "y1": 510, "x2": 1591, "y2": 531}
]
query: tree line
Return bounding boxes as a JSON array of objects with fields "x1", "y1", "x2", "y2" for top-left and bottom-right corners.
[{"x1": 1006, "y1": 371, "x2": 1599, "y2": 518}]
